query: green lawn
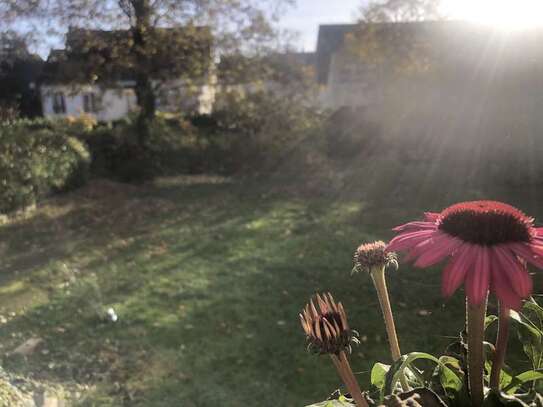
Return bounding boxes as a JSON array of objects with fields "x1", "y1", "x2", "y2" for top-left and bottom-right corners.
[{"x1": 0, "y1": 175, "x2": 539, "y2": 406}]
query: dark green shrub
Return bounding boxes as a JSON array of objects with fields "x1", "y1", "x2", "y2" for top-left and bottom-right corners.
[
  {"x1": 80, "y1": 124, "x2": 147, "y2": 183},
  {"x1": 199, "y1": 89, "x2": 325, "y2": 174},
  {"x1": 0, "y1": 103, "x2": 19, "y2": 123},
  {"x1": 0, "y1": 123, "x2": 90, "y2": 214},
  {"x1": 80, "y1": 116, "x2": 196, "y2": 182}
]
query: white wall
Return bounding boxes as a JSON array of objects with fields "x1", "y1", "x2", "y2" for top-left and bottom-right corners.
[
  {"x1": 41, "y1": 85, "x2": 138, "y2": 122},
  {"x1": 154, "y1": 78, "x2": 216, "y2": 115},
  {"x1": 42, "y1": 79, "x2": 216, "y2": 121}
]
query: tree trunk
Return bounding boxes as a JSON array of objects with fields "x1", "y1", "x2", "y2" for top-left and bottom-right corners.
[
  {"x1": 132, "y1": 0, "x2": 155, "y2": 146},
  {"x1": 134, "y1": 73, "x2": 155, "y2": 146}
]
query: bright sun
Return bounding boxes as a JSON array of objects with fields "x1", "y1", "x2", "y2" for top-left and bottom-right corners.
[{"x1": 441, "y1": 0, "x2": 543, "y2": 29}]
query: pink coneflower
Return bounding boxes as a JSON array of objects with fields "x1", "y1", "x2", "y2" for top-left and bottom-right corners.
[
  {"x1": 387, "y1": 200, "x2": 541, "y2": 310},
  {"x1": 387, "y1": 200, "x2": 543, "y2": 404}
]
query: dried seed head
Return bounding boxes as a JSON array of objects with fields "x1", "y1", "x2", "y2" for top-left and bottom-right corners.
[
  {"x1": 300, "y1": 293, "x2": 359, "y2": 355},
  {"x1": 353, "y1": 241, "x2": 398, "y2": 274}
]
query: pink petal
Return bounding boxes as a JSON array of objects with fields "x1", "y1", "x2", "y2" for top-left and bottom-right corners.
[
  {"x1": 414, "y1": 234, "x2": 463, "y2": 268},
  {"x1": 405, "y1": 238, "x2": 434, "y2": 262},
  {"x1": 465, "y1": 247, "x2": 490, "y2": 305},
  {"x1": 490, "y1": 254, "x2": 522, "y2": 310},
  {"x1": 392, "y1": 221, "x2": 437, "y2": 233},
  {"x1": 527, "y1": 241, "x2": 543, "y2": 256},
  {"x1": 441, "y1": 244, "x2": 473, "y2": 297},
  {"x1": 510, "y1": 243, "x2": 543, "y2": 269},
  {"x1": 404, "y1": 231, "x2": 453, "y2": 263},
  {"x1": 493, "y1": 246, "x2": 533, "y2": 297},
  {"x1": 387, "y1": 229, "x2": 435, "y2": 252}
]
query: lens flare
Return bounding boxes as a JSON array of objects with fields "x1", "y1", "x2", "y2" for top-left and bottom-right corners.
[{"x1": 441, "y1": 0, "x2": 543, "y2": 30}]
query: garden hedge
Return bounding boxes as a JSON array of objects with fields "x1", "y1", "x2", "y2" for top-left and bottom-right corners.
[{"x1": 0, "y1": 122, "x2": 90, "y2": 214}]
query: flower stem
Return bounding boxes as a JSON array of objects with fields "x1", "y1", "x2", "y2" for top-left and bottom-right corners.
[
  {"x1": 330, "y1": 352, "x2": 368, "y2": 407},
  {"x1": 370, "y1": 266, "x2": 409, "y2": 390},
  {"x1": 466, "y1": 297, "x2": 487, "y2": 407},
  {"x1": 490, "y1": 302, "x2": 510, "y2": 390},
  {"x1": 371, "y1": 267, "x2": 402, "y2": 360}
]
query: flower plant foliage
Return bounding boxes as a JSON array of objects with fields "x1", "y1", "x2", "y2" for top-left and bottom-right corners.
[{"x1": 301, "y1": 201, "x2": 543, "y2": 407}]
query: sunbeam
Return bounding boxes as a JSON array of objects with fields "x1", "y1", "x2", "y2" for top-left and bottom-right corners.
[{"x1": 442, "y1": 0, "x2": 543, "y2": 30}]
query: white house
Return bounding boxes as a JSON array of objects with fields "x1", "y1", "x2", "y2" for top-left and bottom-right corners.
[
  {"x1": 39, "y1": 27, "x2": 215, "y2": 121},
  {"x1": 40, "y1": 79, "x2": 216, "y2": 121},
  {"x1": 41, "y1": 83, "x2": 138, "y2": 121}
]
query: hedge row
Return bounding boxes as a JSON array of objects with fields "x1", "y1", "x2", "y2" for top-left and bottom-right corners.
[
  {"x1": 0, "y1": 122, "x2": 90, "y2": 214},
  {"x1": 0, "y1": 90, "x2": 324, "y2": 213}
]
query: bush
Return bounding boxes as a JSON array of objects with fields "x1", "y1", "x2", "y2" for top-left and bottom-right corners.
[
  {"x1": 0, "y1": 122, "x2": 90, "y2": 214},
  {"x1": 194, "y1": 89, "x2": 325, "y2": 173},
  {"x1": 0, "y1": 102, "x2": 19, "y2": 123},
  {"x1": 79, "y1": 115, "x2": 198, "y2": 182}
]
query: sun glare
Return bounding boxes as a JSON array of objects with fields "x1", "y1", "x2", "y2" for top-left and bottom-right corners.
[{"x1": 442, "y1": 0, "x2": 543, "y2": 30}]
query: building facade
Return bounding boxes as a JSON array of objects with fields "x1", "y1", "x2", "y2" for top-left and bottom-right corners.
[{"x1": 39, "y1": 27, "x2": 215, "y2": 121}]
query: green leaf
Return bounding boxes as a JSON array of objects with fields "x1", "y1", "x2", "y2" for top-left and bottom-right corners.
[
  {"x1": 438, "y1": 355, "x2": 461, "y2": 370},
  {"x1": 502, "y1": 370, "x2": 543, "y2": 394},
  {"x1": 523, "y1": 300, "x2": 543, "y2": 324},
  {"x1": 483, "y1": 389, "x2": 530, "y2": 406},
  {"x1": 385, "y1": 352, "x2": 463, "y2": 396},
  {"x1": 371, "y1": 362, "x2": 390, "y2": 391},
  {"x1": 511, "y1": 308, "x2": 543, "y2": 371},
  {"x1": 486, "y1": 315, "x2": 498, "y2": 330},
  {"x1": 438, "y1": 356, "x2": 464, "y2": 394},
  {"x1": 514, "y1": 370, "x2": 543, "y2": 384}
]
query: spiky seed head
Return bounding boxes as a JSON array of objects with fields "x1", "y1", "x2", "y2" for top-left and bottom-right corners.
[
  {"x1": 353, "y1": 241, "x2": 398, "y2": 274},
  {"x1": 300, "y1": 292, "x2": 358, "y2": 355}
]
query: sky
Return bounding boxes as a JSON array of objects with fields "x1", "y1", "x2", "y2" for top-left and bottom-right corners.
[
  {"x1": 17, "y1": 0, "x2": 364, "y2": 57},
  {"x1": 15, "y1": 0, "x2": 543, "y2": 57},
  {"x1": 279, "y1": 0, "x2": 364, "y2": 51},
  {"x1": 281, "y1": 0, "x2": 543, "y2": 51}
]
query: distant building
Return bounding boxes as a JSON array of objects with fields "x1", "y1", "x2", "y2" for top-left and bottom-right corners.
[
  {"x1": 40, "y1": 27, "x2": 215, "y2": 121},
  {"x1": 315, "y1": 21, "x2": 543, "y2": 110},
  {"x1": 315, "y1": 24, "x2": 364, "y2": 109}
]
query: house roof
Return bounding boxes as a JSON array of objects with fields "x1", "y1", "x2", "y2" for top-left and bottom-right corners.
[
  {"x1": 41, "y1": 26, "x2": 213, "y2": 84},
  {"x1": 316, "y1": 21, "x2": 543, "y2": 84},
  {"x1": 315, "y1": 24, "x2": 356, "y2": 84}
]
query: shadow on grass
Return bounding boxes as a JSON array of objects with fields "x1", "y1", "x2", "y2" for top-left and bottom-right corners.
[{"x1": 0, "y1": 177, "x2": 541, "y2": 406}]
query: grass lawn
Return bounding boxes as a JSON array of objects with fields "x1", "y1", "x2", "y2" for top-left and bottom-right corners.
[{"x1": 0, "y1": 175, "x2": 540, "y2": 406}]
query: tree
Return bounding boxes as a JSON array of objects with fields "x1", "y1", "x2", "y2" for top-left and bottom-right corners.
[
  {"x1": 360, "y1": 0, "x2": 442, "y2": 23},
  {"x1": 341, "y1": 0, "x2": 444, "y2": 81},
  {"x1": 0, "y1": 31, "x2": 43, "y2": 119},
  {"x1": 2, "y1": 0, "x2": 292, "y2": 143}
]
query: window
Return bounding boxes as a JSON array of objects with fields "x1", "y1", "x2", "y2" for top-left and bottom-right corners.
[
  {"x1": 83, "y1": 93, "x2": 101, "y2": 113},
  {"x1": 52, "y1": 92, "x2": 66, "y2": 114}
]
